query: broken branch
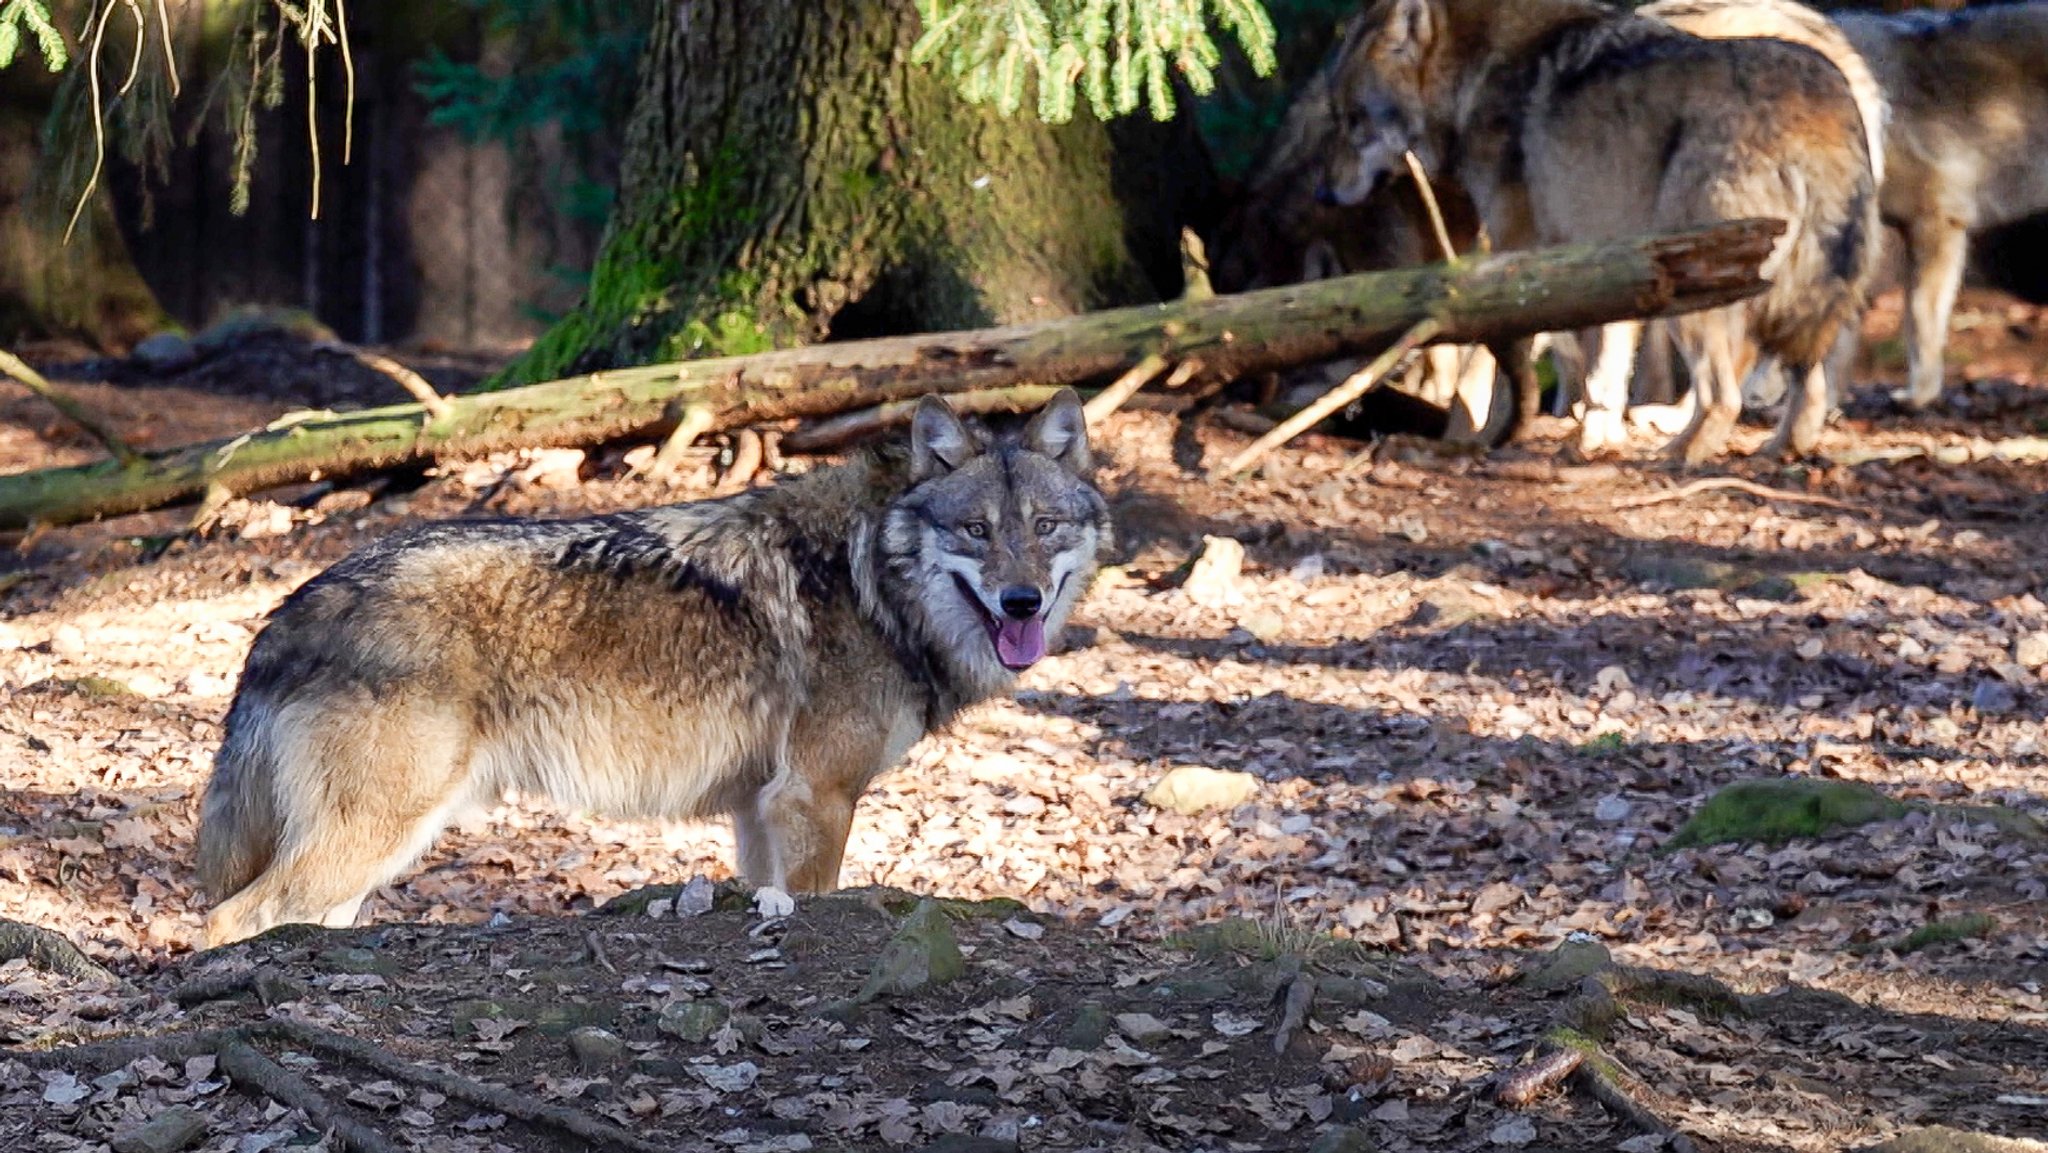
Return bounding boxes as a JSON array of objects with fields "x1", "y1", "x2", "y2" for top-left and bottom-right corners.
[
  {"x1": 1212, "y1": 317, "x2": 1444, "y2": 481},
  {"x1": 0, "y1": 348, "x2": 140, "y2": 466}
]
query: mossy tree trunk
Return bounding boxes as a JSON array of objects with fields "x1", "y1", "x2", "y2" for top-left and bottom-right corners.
[
  {"x1": 505, "y1": 0, "x2": 1205, "y2": 385},
  {"x1": 0, "y1": 69, "x2": 172, "y2": 351}
]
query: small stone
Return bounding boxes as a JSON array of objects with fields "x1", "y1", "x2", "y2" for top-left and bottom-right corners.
[
  {"x1": 1864, "y1": 1127, "x2": 2048, "y2": 1153},
  {"x1": 657, "y1": 999, "x2": 731, "y2": 1043},
  {"x1": 2016, "y1": 632, "x2": 2048, "y2": 670},
  {"x1": 856, "y1": 899, "x2": 965, "y2": 1002},
  {"x1": 1181, "y1": 536, "x2": 1246, "y2": 607},
  {"x1": 1487, "y1": 1115, "x2": 1538, "y2": 1146},
  {"x1": 1236, "y1": 607, "x2": 1286, "y2": 642},
  {"x1": 48, "y1": 624, "x2": 86, "y2": 656},
  {"x1": 110, "y1": 1106, "x2": 209, "y2": 1153},
  {"x1": 915, "y1": 1137, "x2": 1022, "y2": 1153},
  {"x1": 131, "y1": 332, "x2": 197, "y2": 374},
  {"x1": 567, "y1": 1026, "x2": 626, "y2": 1070},
  {"x1": 1306, "y1": 1127, "x2": 1378, "y2": 1153},
  {"x1": 1973, "y1": 679, "x2": 2019, "y2": 715},
  {"x1": 1113, "y1": 1011, "x2": 1173, "y2": 1045},
  {"x1": 1062, "y1": 1001, "x2": 1112, "y2": 1050},
  {"x1": 1522, "y1": 937, "x2": 1612, "y2": 994},
  {"x1": 1142, "y1": 766, "x2": 1259, "y2": 815},
  {"x1": 1594, "y1": 795, "x2": 1631, "y2": 823}
]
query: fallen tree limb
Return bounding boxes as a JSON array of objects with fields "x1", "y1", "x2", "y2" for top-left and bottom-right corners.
[
  {"x1": 1828, "y1": 435, "x2": 2048, "y2": 469},
  {"x1": 0, "y1": 348, "x2": 140, "y2": 465},
  {"x1": 0, "y1": 220, "x2": 1784, "y2": 530}
]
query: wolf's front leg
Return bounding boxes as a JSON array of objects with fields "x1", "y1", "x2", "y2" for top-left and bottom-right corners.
[{"x1": 736, "y1": 715, "x2": 891, "y2": 894}]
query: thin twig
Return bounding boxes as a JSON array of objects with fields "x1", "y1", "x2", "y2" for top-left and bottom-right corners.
[
  {"x1": 1403, "y1": 150, "x2": 1459, "y2": 265},
  {"x1": 339, "y1": 348, "x2": 451, "y2": 418},
  {"x1": 1614, "y1": 476, "x2": 1856, "y2": 512},
  {"x1": 583, "y1": 930, "x2": 617, "y2": 975},
  {"x1": 336, "y1": 0, "x2": 356, "y2": 165},
  {"x1": 0, "y1": 348, "x2": 140, "y2": 465},
  {"x1": 715, "y1": 428, "x2": 764, "y2": 494},
  {"x1": 1081, "y1": 353, "x2": 1169, "y2": 425},
  {"x1": 1212, "y1": 317, "x2": 1444, "y2": 481},
  {"x1": 154, "y1": 0, "x2": 180, "y2": 97},
  {"x1": 63, "y1": 1, "x2": 117, "y2": 245},
  {"x1": 1272, "y1": 972, "x2": 1314, "y2": 1055},
  {"x1": 646, "y1": 403, "x2": 716, "y2": 481}
]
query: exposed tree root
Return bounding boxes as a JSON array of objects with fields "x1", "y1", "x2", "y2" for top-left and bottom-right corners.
[
  {"x1": 215, "y1": 1036, "x2": 407, "y2": 1153},
  {"x1": 1498, "y1": 958, "x2": 1745, "y2": 1151},
  {"x1": 166, "y1": 964, "x2": 307, "y2": 1008},
  {"x1": 0, "y1": 917, "x2": 119, "y2": 984},
  {"x1": 13, "y1": 1017, "x2": 669, "y2": 1153}
]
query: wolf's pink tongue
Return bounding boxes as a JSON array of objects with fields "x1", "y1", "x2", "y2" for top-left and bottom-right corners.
[{"x1": 995, "y1": 617, "x2": 1047, "y2": 669}]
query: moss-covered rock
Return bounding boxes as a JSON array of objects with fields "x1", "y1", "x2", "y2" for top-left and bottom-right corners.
[
  {"x1": 1667, "y1": 778, "x2": 1907, "y2": 849},
  {"x1": 1522, "y1": 938, "x2": 1613, "y2": 994}
]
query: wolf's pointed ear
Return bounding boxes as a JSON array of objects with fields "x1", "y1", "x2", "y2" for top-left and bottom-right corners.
[
  {"x1": 911, "y1": 394, "x2": 979, "y2": 480},
  {"x1": 1385, "y1": 0, "x2": 1435, "y2": 58},
  {"x1": 1023, "y1": 387, "x2": 1092, "y2": 474}
]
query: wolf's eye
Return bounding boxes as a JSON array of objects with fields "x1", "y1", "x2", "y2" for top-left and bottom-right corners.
[
  {"x1": 1034, "y1": 518, "x2": 1059, "y2": 536},
  {"x1": 962, "y1": 521, "x2": 989, "y2": 540}
]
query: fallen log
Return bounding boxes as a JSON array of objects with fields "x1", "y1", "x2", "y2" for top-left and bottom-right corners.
[{"x1": 0, "y1": 220, "x2": 1784, "y2": 530}]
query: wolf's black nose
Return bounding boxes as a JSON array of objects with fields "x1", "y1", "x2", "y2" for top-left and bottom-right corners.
[
  {"x1": 999, "y1": 586, "x2": 1043, "y2": 620},
  {"x1": 1313, "y1": 181, "x2": 1338, "y2": 207}
]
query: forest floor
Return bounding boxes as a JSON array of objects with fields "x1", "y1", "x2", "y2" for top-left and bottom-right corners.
[{"x1": 0, "y1": 290, "x2": 2045, "y2": 1152}]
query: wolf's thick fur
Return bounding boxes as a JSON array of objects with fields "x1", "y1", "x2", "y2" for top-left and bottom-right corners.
[
  {"x1": 1832, "y1": 4, "x2": 2048, "y2": 408},
  {"x1": 1563, "y1": 0, "x2": 1890, "y2": 425},
  {"x1": 1323, "y1": 0, "x2": 1879, "y2": 463},
  {"x1": 196, "y1": 391, "x2": 1110, "y2": 946}
]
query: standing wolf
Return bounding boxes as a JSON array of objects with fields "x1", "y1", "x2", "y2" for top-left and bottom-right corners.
[
  {"x1": 196, "y1": 390, "x2": 1110, "y2": 946},
  {"x1": 1321, "y1": 0, "x2": 1879, "y2": 463},
  {"x1": 1831, "y1": 4, "x2": 2048, "y2": 409}
]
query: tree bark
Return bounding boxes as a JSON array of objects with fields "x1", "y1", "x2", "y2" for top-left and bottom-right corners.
[
  {"x1": 0, "y1": 71, "x2": 173, "y2": 351},
  {"x1": 0, "y1": 220, "x2": 1783, "y2": 531},
  {"x1": 501, "y1": 0, "x2": 1210, "y2": 385}
]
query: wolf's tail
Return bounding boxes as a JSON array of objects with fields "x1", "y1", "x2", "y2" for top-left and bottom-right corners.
[{"x1": 195, "y1": 695, "x2": 281, "y2": 899}]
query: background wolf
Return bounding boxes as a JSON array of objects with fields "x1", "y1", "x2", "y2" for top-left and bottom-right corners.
[
  {"x1": 1832, "y1": 4, "x2": 2048, "y2": 409},
  {"x1": 196, "y1": 390, "x2": 1110, "y2": 946},
  {"x1": 1322, "y1": 0, "x2": 1879, "y2": 463},
  {"x1": 1563, "y1": 0, "x2": 1889, "y2": 426}
]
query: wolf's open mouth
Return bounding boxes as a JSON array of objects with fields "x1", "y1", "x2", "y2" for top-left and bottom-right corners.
[{"x1": 953, "y1": 575, "x2": 1046, "y2": 670}]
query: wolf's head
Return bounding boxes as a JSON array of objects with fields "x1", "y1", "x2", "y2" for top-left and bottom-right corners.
[
  {"x1": 879, "y1": 388, "x2": 1111, "y2": 687},
  {"x1": 1319, "y1": 0, "x2": 1443, "y2": 209}
]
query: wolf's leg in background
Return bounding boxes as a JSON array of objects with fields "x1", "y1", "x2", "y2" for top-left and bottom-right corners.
[
  {"x1": 1578, "y1": 321, "x2": 1639, "y2": 456},
  {"x1": 202, "y1": 700, "x2": 472, "y2": 947},
  {"x1": 1665, "y1": 309, "x2": 1747, "y2": 465},
  {"x1": 1767, "y1": 359, "x2": 1834, "y2": 459},
  {"x1": 1897, "y1": 216, "x2": 1969, "y2": 409}
]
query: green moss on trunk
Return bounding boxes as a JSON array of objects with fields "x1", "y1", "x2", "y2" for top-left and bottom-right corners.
[{"x1": 499, "y1": 0, "x2": 1202, "y2": 387}]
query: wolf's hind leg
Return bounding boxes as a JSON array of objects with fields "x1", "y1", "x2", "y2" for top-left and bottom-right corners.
[{"x1": 202, "y1": 701, "x2": 473, "y2": 947}]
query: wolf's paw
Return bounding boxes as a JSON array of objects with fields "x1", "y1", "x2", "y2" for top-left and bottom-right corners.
[
  {"x1": 1888, "y1": 384, "x2": 1943, "y2": 412},
  {"x1": 1576, "y1": 407, "x2": 1630, "y2": 459},
  {"x1": 754, "y1": 887, "x2": 796, "y2": 919}
]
